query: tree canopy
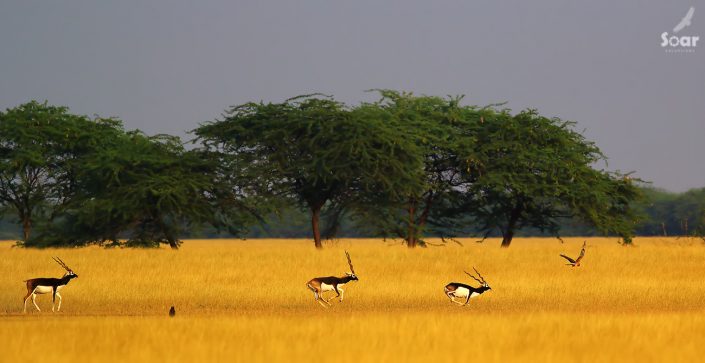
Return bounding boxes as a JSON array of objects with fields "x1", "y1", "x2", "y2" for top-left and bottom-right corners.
[
  {"x1": 458, "y1": 109, "x2": 641, "y2": 246},
  {"x1": 0, "y1": 94, "x2": 652, "y2": 249},
  {"x1": 349, "y1": 91, "x2": 483, "y2": 247},
  {"x1": 0, "y1": 101, "x2": 122, "y2": 241},
  {"x1": 29, "y1": 132, "x2": 217, "y2": 249},
  {"x1": 0, "y1": 101, "x2": 235, "y2": 249},
  {"x1": 195, "y1": 95, "x2": 423, "y2": 248}
]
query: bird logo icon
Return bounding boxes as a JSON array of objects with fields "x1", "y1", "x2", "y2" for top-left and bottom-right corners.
[{"x1": 673, "y1": 7, "x2": 695, "y2": 34}]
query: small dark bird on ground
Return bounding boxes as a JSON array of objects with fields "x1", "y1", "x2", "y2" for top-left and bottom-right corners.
[
  {"x1": 169, "y1": 306, "x2": 175, "y2": 317},
  {"x1": 560, "y1": 241, "x2": 587, "y2": 267}
]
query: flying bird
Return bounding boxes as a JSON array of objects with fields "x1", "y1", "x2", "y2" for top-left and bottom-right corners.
[
  {"x1": 560, "y1": 241, "x2": 586, "y2": 267},
  {"x1": 673, "y1": 7, "x2": 695, "y2": 33},
  {"x1": 169, "y1": 306, "x2": 176, "y2": 317}
]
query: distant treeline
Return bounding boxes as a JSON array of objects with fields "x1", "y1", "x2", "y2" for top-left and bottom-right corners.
[
  {"x1": 2, "y1": 186, "x2": 703, "y2": 241},
  {"x1": 241, "y1": 186, "x2": 704, "y2": 239},
  {"x1": 128, "y1": 186, "x2": 705, "y2": 239},
  {"x1": 2, "y1": 92, "x2": 698, "y2": 249},
  {"x1": 633, "y1": 187, "x2": 705, "y2": 237}
]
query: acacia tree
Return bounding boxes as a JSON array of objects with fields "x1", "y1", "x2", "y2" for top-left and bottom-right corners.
[
  {"x1": 0, "y1": 101, "x2": 121, "y2": 241},
  {"x1": 353, "y1": 91, "x2": 486, "y2": 247},
  {"x1": 28, "y1": 132, "x2": 219, "y2": 249},
  {"x1": 461, "y1": 109, "x2": 640, "y2": 247},
  {"x1": 195, "y1": 95, "x2": 422, "y2": 248}
]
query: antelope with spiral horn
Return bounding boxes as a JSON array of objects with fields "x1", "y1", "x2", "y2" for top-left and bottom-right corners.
[
  {"x1": 23, "y1": 257, "x2": 78, "y2": 313},
  {"x1": 444, "y1": 267, "x2": 491, "y2": 306},
  {"x1": 306, "y1": 251, "x2": 358, "y2": 307}
]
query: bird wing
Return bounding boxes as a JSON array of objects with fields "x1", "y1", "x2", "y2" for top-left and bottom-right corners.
[
  {"x1": 559, "y1": 254, "x2": 576, "y2": 264},
  {"x1": 674, "y1": 7, "x2": 695, "y2": 33},
  {"x1": 575, "y1": 248, "x2": 585, "y2": 263}
]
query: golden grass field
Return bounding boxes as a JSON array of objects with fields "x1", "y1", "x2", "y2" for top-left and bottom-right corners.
[{"x1": 1, "y1": 237, "x2": 705, "y2": 363}]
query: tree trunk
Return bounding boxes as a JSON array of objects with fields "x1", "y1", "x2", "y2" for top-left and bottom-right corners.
[
  {"x1": 417, "y1": 192, "x2": 434, "y2": 230},
  {"x1": 501, "y1": 230, "x2": 514, "y2": 248},
  {"x1": 165, "y1": 233, "x2": 179, "y2": 250},
  {"x1": 403, "y1": 193, "x2": 434, "y2": 248},
  {"x1": 407, "y1": 200, "x2": 417, "y2": 248},
  {"x1": 22, "y1": 217, "x2": 31, "y2": 241},
  {"x1": 311, "y1": 205, "x2": 323, "y2": 249},
  {"x1": 500, "y1": 207, "x2": 522, "y2": 248}
]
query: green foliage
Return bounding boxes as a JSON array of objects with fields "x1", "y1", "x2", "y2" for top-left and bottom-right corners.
[
  {"x1": 195, "y1": 94, "x2": 424, "y2": 248},
  {"x1": 461, "y1": 109, "x2": 641, "y2": 246},
  {"x1": 350, "y1": 90, "x2": 484, "y2": 247},
  {"x1": 0, "y1": 100, "x2": 238, "y2": 249},
  {"x1": 0, "y1": 101, "x2": 121, "y2": 241},
  {"x1": 0, "y1": 94, "x2": 657, "y2": 248},
  {"x1": 635, "y1": 187, "x2": 705, "y2": 240},
  {"x1": 28, "y1": 132, "x2": 219, "y2": 249}
]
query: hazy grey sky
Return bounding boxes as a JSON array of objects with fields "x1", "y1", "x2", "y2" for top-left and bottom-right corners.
[{"x1": 1, "y1": 1, "x2": 703, "y2": 191}]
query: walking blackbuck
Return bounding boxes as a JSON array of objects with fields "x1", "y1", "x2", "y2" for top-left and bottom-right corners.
[
  {"x1": 23, "y1": 257, "x2": 78, "y2": 313},
  {"x1": 306, "y1": 251, "x2": 358, "y2": 307}
]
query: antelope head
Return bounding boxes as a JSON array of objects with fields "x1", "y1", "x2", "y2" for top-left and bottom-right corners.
[
  {"x1": 345, "y1": 251, "x2": 358, "y2": 281},
  {"x1": 464, "y1": 267, "x2": 489, "y2": 289},
  {"x1": 53, "y1": 257, "x2": 78, "y2": 279}
]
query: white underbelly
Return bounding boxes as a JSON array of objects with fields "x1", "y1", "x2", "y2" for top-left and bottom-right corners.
[
  {"x1": 320, "y1": 283, "x2": 342, "y2": 292},
  {"x1": 33, "y1": 285, "x2": 62, "y2": 294},
  {"x1": 452, "y1": 287, "x2": 479, "y2": 299}
]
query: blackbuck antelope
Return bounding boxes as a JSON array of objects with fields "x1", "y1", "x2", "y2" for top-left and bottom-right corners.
[
  {"x1": 23, "y1": 257, "x2": 78, "y2": 313},
  {"x1": 560, "y1": 241, "x2": 586, "y2": 267},
  {"x1": 306, "y1": 251, "x2": 358, "y2": 307},
  {"x1": 444, "y1": 267, "x2": 491, "y2": 306}
]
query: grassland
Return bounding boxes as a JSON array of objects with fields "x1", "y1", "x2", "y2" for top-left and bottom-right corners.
[{"x1": 1, "y1": 237, "x2": 704, "y2": 362}]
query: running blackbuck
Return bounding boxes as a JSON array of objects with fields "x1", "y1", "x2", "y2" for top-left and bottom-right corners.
[
  {"x1": 306, "y1": 251, "x2": 359, "y2": 307},
  {"x1": 444, "y1": 267, "x2": 491, "y2": 306},
  {"x1": 23, "y1": 257, "x2": 78, "y2": 313},
  {"x1": 560, "y1": 241, "x2": 586, "y2": 267}
]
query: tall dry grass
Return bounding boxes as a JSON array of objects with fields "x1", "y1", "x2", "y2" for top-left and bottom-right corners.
[{"x1": 1, "y1": 237, "x2": 704, "y2": 362}]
